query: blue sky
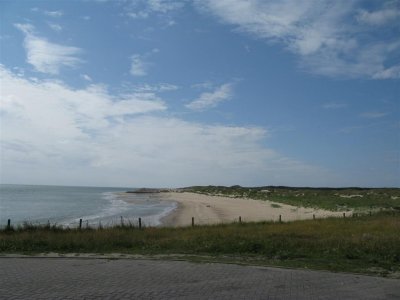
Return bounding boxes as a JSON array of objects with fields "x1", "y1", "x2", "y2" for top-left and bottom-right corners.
[{"x1": 0, "y1": 0, "x2": 399, "y2": 188}]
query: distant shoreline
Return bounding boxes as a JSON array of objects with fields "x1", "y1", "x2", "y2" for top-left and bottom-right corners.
[{"x1": 126, "y1": 188, "x2": 172, "y2": 194}]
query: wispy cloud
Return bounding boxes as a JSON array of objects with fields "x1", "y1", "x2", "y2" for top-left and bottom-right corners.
[
  {"x1": 357, "y1": 8, "x2": 400, "y2": 26},
  {"x1": 191, "y1": 81, "x2": 214, "y2": 90},
  {"x1": 31, "y1": 8, "x2": 64, "y2": 17},
  {"x1": 360, "y1": 112, "x2": 388, "y2": 119},
  {"x1": 147, "y1": 0, "x2": 183, "y2": 13},
  {"x1": 1, "y1": 66, "x2": 328, "y2": 187},
  {"x1": 130, "y1": 54, "x2": 148, "y2": 76},
  {"x1": 15, "y1": 23, "x2": 82, "y2": 74},
  {"x1": 81, "y1": 74, "x2": 92, "y2": 82},
  {"x1": 186, "y1": 83, "x2": 233, "y2": 111},
  {"x1": 130, "y1": 48, "x2": 159, "y2": 77},
  {"x1": 196, "y1": 0, "x2": 400, "y2": 79},
  {"x1": 322, "y1": 102, "x2": 347, "y2": 109},
  {"x1": 125, "y1": 0, "x2": 184, "y2": 19},
  {"x1": 130, "y1": 83, "x2": 179, "y2": 92},
  {"x1": 44, "y1": 10, "x2": 63, "y2": 17},
  {"x1": 372, "y1": 65, "x2": 400, "y2": 79},
  {"x1": 339, "y1": 125, "x2": 366, "y2": 134},
  {"x1": 48, "y1": 22, "x2": 63, "y2": 32}
]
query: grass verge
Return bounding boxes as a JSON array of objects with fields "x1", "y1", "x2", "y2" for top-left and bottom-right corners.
[{"x1": 1, "y1": 212, "x2": 399, "y2": 277}]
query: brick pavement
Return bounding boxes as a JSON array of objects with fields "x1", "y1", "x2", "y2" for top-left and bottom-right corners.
[{"x1": 0, "y1": 258, "x2": 399, "y2": 299}]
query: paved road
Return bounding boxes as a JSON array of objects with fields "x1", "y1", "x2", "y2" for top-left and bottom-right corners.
[{"x1": 0, "y1": 258, "x2": 399, "y2": 299}]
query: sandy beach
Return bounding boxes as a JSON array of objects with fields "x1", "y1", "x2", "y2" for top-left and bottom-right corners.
[{"x1": 159, "y1": 192, "x2": 348, "y2": 227}]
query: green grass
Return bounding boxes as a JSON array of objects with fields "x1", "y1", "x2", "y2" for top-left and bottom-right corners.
[
  {"x1": 183, "y1": 186, "x2": 400, "y2": 211},
  {"x1": 1, "y1": 212, "x2": 399, "y2": 277}
]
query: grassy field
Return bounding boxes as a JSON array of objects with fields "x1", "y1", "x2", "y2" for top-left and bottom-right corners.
[
  {"x1": 182, "y1": 186, "x2": 400, "y2": 212},
  {"x1": 1, "y1": 212, "x2": 399, "y2": 277}
]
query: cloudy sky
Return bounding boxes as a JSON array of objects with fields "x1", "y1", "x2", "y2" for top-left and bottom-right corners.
[{"x1": 0, "y1": 0, "x2": 399, "y2": 188}]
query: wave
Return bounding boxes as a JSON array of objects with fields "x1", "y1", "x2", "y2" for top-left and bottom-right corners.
[{"x1": 61, "y1": 191, "x2": 177, "y2": 228}]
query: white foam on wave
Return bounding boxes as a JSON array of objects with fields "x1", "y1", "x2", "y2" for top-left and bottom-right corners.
[
  {"x1": 140, "y1": 201, "x2": 177, "y2": 227},
  {"x1": 62, "y1": 192, "x2": 177, "y2": 228},
  {"x1": 62, "y1": 192, "x2": 131, "y2": 227}
]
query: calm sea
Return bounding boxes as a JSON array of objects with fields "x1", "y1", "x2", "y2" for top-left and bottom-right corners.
[{"x1": 0, "y1": 184, "x2": 176, "y2": 228}]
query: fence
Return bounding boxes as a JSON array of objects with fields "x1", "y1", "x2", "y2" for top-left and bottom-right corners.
[{"x1": 2, "y1": 210, "x2": 397, "y2": 230}]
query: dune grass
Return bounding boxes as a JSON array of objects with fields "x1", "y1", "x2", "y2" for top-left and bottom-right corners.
[
  {"x1": 1, "y1": 212, "x2": 399, "y2": 277},
  {"x1": 184, "y1": 186, "x2": 400, "y2": 211}
]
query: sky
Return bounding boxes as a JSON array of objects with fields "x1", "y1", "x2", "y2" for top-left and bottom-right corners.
[{"x1": 0, "y1": 0, "x2": 399, "y2": 188}]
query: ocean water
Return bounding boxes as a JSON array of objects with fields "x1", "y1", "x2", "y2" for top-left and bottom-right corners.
[{"x1": 0, "y1": 184, "x2": 176, "y2": 228}]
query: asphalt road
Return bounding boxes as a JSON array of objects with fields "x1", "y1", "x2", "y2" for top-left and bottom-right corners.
[{"x1": 1, "y1": 258, "x2": 399, "y2": 299}]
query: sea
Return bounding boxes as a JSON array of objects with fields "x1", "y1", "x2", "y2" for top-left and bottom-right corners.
[{"x1": 0, "y1": 184, "x2": 177, "y2": 228}]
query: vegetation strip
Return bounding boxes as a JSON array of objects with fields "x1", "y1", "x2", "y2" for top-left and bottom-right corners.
[
  {"x1": 1, "y1": 212, "x2": 399, "y2": 278},
  {"x1": 182, "y1": 186, "x2": 400, "y2": 212}
]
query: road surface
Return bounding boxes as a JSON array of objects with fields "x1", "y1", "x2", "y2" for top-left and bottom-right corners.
[{"x1": 1, "y1": 258, "x2": 399, "y2": 299}]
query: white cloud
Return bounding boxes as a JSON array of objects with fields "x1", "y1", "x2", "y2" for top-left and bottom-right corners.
[
  {"x1": 186, "y1": 83, "x2": 233, "y2": 111},
  {"x1": 126, "y1": 0, "x2": 184, "y2": 19},
  {"x1": 357, "y1": 8, "x2": 400, "y2": 26},
  {"x1": 130, "y1": 54, "x2": 148, "y2": 76},
  {"x1": 196, "y1": 0, "x2": 400, "y2": 79},
  {"x1": 147, "y1": 0, "x2": 183, "y2": 13},
  {"x1": 15, "y1": 23, "x2": 82, "y2": 74},
  {"x1": 131, "y1": 83, "x2": 179, "y2": 92},
  {"x1": 81, "y1": 74, "x2": 92, "y2": 82},
  {"x1": 0, "y1": 66, "x2": 330, "y2": 187},
  {"x1": 14, "y1": 23, "x2": 34, "y2": 34},
  {"x1": 360, "y1": 112, "x2": 388, "y2": 119},
  {"x1": 48, "y1": 23, "x2": 63, "y2": 32},
  {"x1": 44, "y1": 10, "x2": 63, "y2": 17},
  {"x1": 166, "y1": 20, "x2": 176, "y2": 27},
  {"x1": 372, "y1": 65, "x2": 400, "y2": 79},
  {"x1": 127, "y1": 11, "x2": 149, "y2": 19},
  {"x1": 130, "y1": 49, "x2": 159, "y2": 77},
  {"x1": 31, "y1": 8, "x2": 63, "y2": 17}
]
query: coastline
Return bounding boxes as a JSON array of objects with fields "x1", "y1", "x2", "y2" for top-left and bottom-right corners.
[
  {"x1": 118, "y1": 192, "x2": 178, "y2": 226},
  {"x1": 158, "y1": 192, "x2": 349, "y2": 227}
]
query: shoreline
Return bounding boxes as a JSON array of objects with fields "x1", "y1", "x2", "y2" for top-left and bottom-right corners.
[{"x1": 158, "y1": 192, "x2": 348, "y2": 227}]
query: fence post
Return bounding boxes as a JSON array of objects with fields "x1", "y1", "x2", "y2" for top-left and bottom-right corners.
[
  {"x1": 239, "y1": 216, "x2": 242, "y2": 223},
  {"x1": 279, "y1": 215, "x2": 282, "y2": 223},
  {"x1": 79, "y1": 219, "x2": 82, "y2": 229},
  {"x1": 343, "y1": 212, "x2": 345, "y2": 218},
  {"x1": 313, "y1": 214, "x2": 315, "y2": 220},
  {"x1": 7, "y1": 219, "x2": 11, "y2": 230},
  {"x1": 192, "y1": 217, "x2": 194, "y2": 227},
  {"x1": 138, "y1": 217, "x2": 142, "y2": 229}
]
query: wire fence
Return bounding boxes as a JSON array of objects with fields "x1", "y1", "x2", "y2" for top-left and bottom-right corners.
[{"x1": 2, "y1": 209, "x2": 397, "y2": 231}]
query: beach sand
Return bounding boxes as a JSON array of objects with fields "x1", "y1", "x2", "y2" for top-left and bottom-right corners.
[{"x1": 160, "y1": 192, "x2": 348, "y2": 227}]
